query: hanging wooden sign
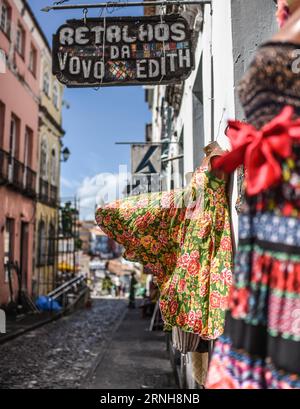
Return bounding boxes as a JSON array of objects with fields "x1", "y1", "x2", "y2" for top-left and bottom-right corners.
[{"x1": 52, "y1": 15, "x2": 194, "y2": 87}]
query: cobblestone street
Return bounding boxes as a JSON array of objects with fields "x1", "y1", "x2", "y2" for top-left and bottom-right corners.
[
  {"x1": 0, "y1": 299, "x2": 127, "y2": 389},
  {"x1": 0, "y1": 299, "x2": 177, "y2": 389}
]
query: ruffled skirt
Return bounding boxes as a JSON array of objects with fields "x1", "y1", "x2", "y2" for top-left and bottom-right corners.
[{"x1": 206, "y1": 211, "x2": 300, "y2": 388}]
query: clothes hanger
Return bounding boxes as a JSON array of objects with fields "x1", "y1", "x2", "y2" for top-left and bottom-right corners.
[{"x1": 203, "y1": 141, "x2": 224, "y2": 157}]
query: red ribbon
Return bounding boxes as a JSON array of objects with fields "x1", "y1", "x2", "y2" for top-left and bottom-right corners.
[{"x1": 212, "y1": 106, "x2": 300, "y2": 196}]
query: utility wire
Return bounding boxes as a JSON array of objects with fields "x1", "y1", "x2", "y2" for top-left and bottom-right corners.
[{"x1": 53, "y1": 0, "x2": 70, "y2": 5}]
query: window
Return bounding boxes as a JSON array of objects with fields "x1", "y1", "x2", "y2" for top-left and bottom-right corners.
[
  {"x1": 29, "y1": 44, "x2": 37, "y2": 76},
  {"x1": 0, "y1": 101, "x2": 5, "y2": 148},
  {"x1": 4, "y1": 218, "x2": 14, "y2": 282},
  {"x1": 40, "y1": 138, "x2": 48, "y2": 179},
  {"x1": 23, "y1": 127, "x2": 33, "y2": 188},
  {"x1": 8, "y1": 115, "x2": 19, "y2": 182},
  {"x1": 16, "y1": 24, "x2": 25, "y2": 57},
  {"x1": 24, "y1": 127, "x2": 33, "y2": 168},
  {"x1": 43, "y1": 70, "x2": 50, "y2": 96},
  {"x1": 50, "y1": 148, "x2": 57, "y2": 185},
  {"x1": 48, "y1": 222, "x2": 56, "y2": 265},
  {"x1": 37, "y1": 220, "x2": 46, "y2": 266},
  {"x1": 0, "y1": 2, "x2": 11, "y2": 38},
  {"x1": 53, "y1": 82, "x2": 59, "y2": 109},
  {"x1": 0, "y1": 48, "x2": 6, "y2": 73},
  {"x1": 9, "y1": 114, "x2": 20, "y2": 161}
]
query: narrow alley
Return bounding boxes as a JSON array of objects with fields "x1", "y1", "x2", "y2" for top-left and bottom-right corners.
[
  {"x1": 1, "y1": 0, "x2": 300, "y2": 394},
  {"x1": 0, "y1": 299, "x2": 176, "y2": 389}
]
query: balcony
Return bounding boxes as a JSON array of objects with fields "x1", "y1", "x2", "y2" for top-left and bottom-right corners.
[
  {"x1": 39, "y1": 178, "x2": 49, "y2": 204},
  {"x1": 50, "y1": 184, "x2": 58, "y2": 207},
  {"x1": 0, "y1": 148, "x2": 36, "y2": 198},
  {"x1": 39, "y1": 177, "x2": 58, "y2": 208}
]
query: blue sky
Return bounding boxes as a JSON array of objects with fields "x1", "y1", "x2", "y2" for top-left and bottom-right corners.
[{"x1": 28, "y1": 1, "x2": 151, "y2": 218}]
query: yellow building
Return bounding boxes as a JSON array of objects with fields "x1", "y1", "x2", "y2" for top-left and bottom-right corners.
[{"x1": 33, "y1": 35, "x2": 65, "y2": 296}]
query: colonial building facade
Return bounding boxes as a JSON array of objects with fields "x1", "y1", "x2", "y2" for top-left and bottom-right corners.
[
  {"x1": 34, "y1": 36, "x2": 64, "y2": 297},
  {"x1": 0, "y1": 0, "x2": 41, "y2": 305},
  {"x1": 0, "y1": 0, "x2": 64, "y2": 305}
]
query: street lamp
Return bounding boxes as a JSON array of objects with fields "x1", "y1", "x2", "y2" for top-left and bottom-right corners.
[{"x1": 61, "y1": 147, "x2": 70, "y2": 162}]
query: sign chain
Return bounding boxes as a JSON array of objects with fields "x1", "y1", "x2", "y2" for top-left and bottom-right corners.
[
  {"x1": 159, "y1": 3, "x2": 167, "y2": 83},
  {"x1": 101, "y1": 5, "x2": 108, "y2": 88},
  {"x1": 83, "y1": 7, "x2": 88, "y2": 25},
  {"x1": 94, "y1": 5, "x2": 107, "y2": 91}
]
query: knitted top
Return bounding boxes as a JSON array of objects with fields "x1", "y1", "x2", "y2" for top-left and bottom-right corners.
[{"x1": 238, "y1": 42, "x2": 300, "y2": 129}]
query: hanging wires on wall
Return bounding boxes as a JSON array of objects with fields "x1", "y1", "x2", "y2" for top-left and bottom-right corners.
[{"x1": 215, "y1": 106, "x2": 226, "y2": 141}]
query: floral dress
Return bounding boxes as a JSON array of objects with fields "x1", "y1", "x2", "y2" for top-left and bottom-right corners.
[{"x1": 96, "y1": 165, "x2": 233, "y2": 340}]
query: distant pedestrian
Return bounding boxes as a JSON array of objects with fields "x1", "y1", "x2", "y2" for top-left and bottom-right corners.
[
  {"x1": 120, "y1": 284, "x2": 126, "y2": 297},
  {"x1": 128, "y1": 272, "x2": 137, "y2": 309}
]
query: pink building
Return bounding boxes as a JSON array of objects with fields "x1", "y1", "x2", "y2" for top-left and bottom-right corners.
[{"x1": 0, "y1": 0, "x2": 45, "y2": 305}]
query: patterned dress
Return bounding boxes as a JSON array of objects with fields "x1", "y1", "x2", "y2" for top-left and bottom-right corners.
[
  {"x1": 96, "y1": 165, "x2": 233, "y2": 340},
  {"x1": 206, "y1": 42, "x2": 300, "y2": 389}
]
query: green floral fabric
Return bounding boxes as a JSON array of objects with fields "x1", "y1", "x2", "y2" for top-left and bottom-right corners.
[{"x1": 96, "y1": 166, "x2": 233, "y2": 340}]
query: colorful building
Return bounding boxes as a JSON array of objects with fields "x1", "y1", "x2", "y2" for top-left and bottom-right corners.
[
  {"x1": 0, "y1": 0, "x2": 65, "y2": 304},
  {"x1": 34, "y1": 29, "x2": 64, "y2": 297},
  {"x1": 0, "y1": 0, "x2": 43, "y2": 305}
]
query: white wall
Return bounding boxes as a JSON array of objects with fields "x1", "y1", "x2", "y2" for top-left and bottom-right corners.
[
  {"x1": 210, "y1": 0, "x2": 238, "y2": 243},
  {"x1": 174, "y1": 12, "x2": 205, "y2": 176},
  {"x1": 151, "y1": 85, "x2": 166, "y2": 143},
  {"x1": 176, "y1": 1, "x2": 235, "y2": 169}
]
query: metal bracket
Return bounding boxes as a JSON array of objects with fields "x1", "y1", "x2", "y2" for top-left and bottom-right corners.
[{"x1": 42, "y1": 1, "x2": 211, "y2": 12}]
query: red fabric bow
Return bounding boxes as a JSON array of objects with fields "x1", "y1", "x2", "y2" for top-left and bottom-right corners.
[{"x1": 212, "y1": 106, "x2": 300, "y2": 196}]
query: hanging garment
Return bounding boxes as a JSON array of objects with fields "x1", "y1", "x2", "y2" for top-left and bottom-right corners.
[
  {"x1": 172, "y1": 325, "x2": 210, "y2": 355},
  {"x1": 191, "y1": 352, "x2": 209, "y2": 387},
  {"x1": 172, "y1": 327, "x2": 201, "y2": 354},
  {"x1": 96, "y1": 154, "x2": 233, "y2": 340},
  {"x1": 206, "y1": 42, "x2": 300, "y2": 389}
]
